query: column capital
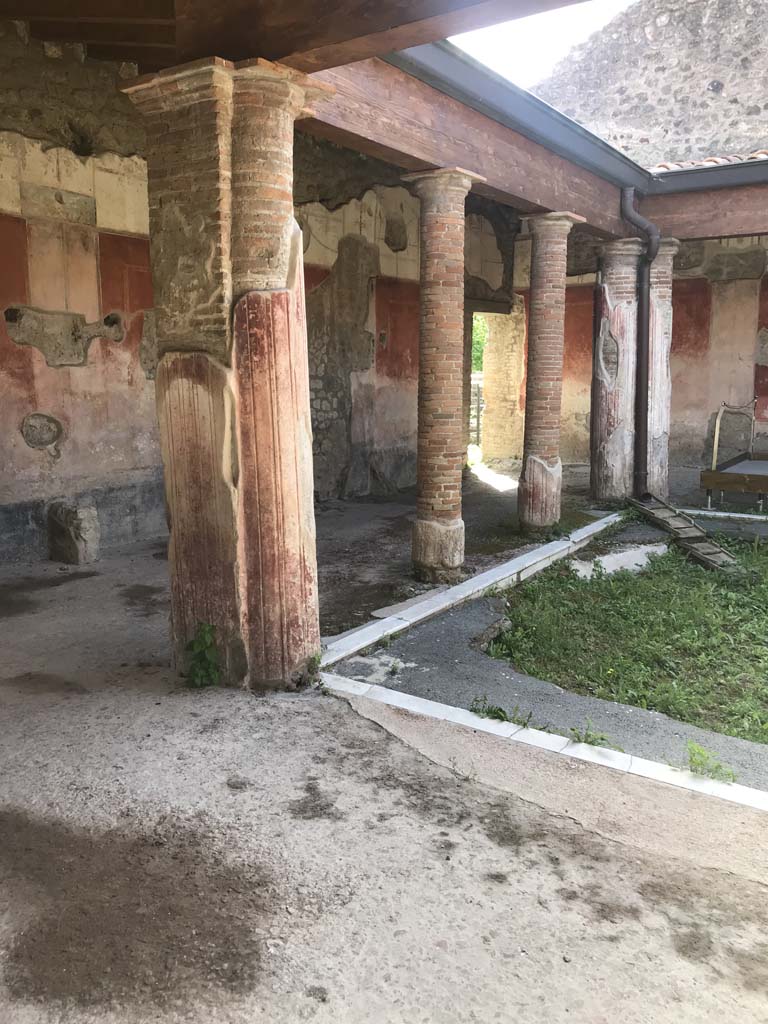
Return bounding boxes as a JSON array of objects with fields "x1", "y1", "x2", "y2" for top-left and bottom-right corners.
[
  {"x1": 403, "y1": 166, "x2": 486, "y2": 199},
  {"x1": 231, "y1": 57, "x2": 333, "y2": 114},
  {"x1": 123, "y1": 55, "x2": 333, "y2": 113},
  {"x1": 528, "y1": 211, "x2": 586, "y2": 236},
  {"x1": 656, "y1": 237, "x2": 680, "y2": 259},
  {"x1": 601, "y1": 237, "x2": 645, "y2": 260}
]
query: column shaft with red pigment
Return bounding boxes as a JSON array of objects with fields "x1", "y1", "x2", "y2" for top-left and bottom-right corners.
[
  {"x1": 125, "y1": 59, "x2": 330, "y2": 689},
  {"x1": 648, "y1": 238, "x2": 679, "y2": 498},
  {"x1": 590, "y1": 238, "x2": 644, "y2": 501},
  {"x1": 519, "y1": 212, "x2": 583, "y2": 528},
  {"x1": 405, "y1": 169, "x2": 482, "y2": 581}
]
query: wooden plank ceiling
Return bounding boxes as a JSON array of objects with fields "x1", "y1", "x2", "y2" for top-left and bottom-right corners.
[{"x1": 1, "y1": 0, "x2": 580, "y2": 72}]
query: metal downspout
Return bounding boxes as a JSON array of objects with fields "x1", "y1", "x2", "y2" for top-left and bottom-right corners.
[{"x1": 620, "y1": 187, "x2": 661, "y2": 498}]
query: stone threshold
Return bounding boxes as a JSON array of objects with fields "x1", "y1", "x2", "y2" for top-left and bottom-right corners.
[
  {"x1": 322, "y1": 673, "x2": 768, "y2": 814},
  {"x1": 321, "y1": 512, "x2": 622, "y2": 668}
]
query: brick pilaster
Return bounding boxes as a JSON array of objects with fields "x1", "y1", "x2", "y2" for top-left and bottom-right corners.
[
  {"x1": 125, "y1": 59, "x2": 330, "y2": 689},
  {"x1": 404, "y1": 167, "x2": 483, "y2": 581},
  {"x1": 648, "y1": 237, "x2": 679, "y2": 497},
  {"x1": 519, "y1": 212, "x2": 584, "y2": 528},
  {"x1": 590, "y1": 238, "x2": 644, "y2": 501}
]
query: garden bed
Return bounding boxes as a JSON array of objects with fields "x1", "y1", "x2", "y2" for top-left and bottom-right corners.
[{"x1": 490, "y1": 537, "x2": 768, "y2": 744}]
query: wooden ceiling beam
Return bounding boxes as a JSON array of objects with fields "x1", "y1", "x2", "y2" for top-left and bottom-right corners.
[
  {"x1": 174, "y1": 0, "x2": 580, "y2": 69},
  {"x1": 281, "y1": 0, "x2": 582, "y2": 72},
  {"x1": 6, "y1": 0, "x2": 581, "y2": 73},
  {"x1": 639, "y1": 186, "x2": 768, "y2": 241},
  {"x1": 29, "y1": 20, "x2": 175, "y2": 45},
  {"x1": 0, "y1": 0, "x2": 174, "y2": 18},
  {"x1": 302, "y1": 58, "x2": 625, "y2": 236}
]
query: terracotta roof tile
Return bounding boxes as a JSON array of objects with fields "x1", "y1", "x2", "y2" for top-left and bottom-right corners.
[{"x1": 650, "y1": 150, "x2": 768, "y2": 172}]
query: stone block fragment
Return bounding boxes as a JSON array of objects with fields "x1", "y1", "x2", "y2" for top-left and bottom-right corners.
[{"x1": 48, "y1": 501, "x2": 100, "y2": 564}]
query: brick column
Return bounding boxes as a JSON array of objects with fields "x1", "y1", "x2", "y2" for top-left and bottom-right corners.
[
  {"x1": 648, "y1": 238, "x2": 679, "y2": 498},
  {"x1": 125, "y1": 59, "x2": 330, "y2": 690},
  {"x1": 590, "y1": 238, "x2": 644, "y2": 501},
  {"x1": 519, "y1": 212, "x2": 584, "y2": 528},
  {"x1": 404, "y1": 168, "x2": 482, "y2": 581},
  {"x1": 462, "y1": 308, "x2": 473, "y2": 464}
]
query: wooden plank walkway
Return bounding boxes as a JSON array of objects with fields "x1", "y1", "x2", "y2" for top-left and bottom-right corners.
[{"x1": 629, "y1": 494, "x2": 743, "y2": 574}]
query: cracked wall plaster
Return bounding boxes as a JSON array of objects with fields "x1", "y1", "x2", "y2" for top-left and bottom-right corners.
[{"x1": 5, "y1": 306, "x2": 124, "y2": 367}]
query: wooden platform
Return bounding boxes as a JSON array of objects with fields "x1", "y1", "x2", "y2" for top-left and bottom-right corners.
[{"x1": 701, "y1": 451, "x2": 768, "y2": 496}]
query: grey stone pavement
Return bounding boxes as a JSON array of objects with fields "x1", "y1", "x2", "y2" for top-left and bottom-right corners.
[{"x1": 2, "y1": 545, "x2": 768, "y2": 1021}]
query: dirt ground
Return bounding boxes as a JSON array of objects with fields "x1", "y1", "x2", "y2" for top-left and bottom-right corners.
[
  {"x1": 316, "y1": 464, "x2": 594, "y2": 635},
  {"x1": 2, "y1": 549, "x2": 768, "y2": 1023}
]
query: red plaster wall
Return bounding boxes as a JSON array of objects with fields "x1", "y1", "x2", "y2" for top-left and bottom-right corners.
[
  {"x1": 370, "y1": 276, "x2": 420, "y2": 487},
  {"x1": 374, "y1": 277, "x2": 420, "y2": 380},
  {"x1": 0, "y1": 214, "x2": 159, "y2": 507},
  {"x1": 561, "y1": 285, "x2": 594, "y2": 462},
  {"x1": 756, "y1": 276, "x2": 768, "y2": 418},
  {"x1": 304, "y1": 264, "x2": 330, "y2": 294},
  {"x1": 669, "y1": 277, "x2": 713, "y2": 462},
  {"x1": 563, "y1": 286, "x2": 594, "y2": 379},
  {"x1": 0, "y1": 214, "x2": 32, "y2": 398},
  {"x1": 99, "y1": 233, "x2": 153, "y2": 352},
  {"x1": 671, "y1": 279, "x2": 711, "y2": 357}
]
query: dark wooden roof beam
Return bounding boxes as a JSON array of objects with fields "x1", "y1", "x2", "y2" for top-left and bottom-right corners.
[
  {"x1": 0, "y1": 0, "x2": 174, "y2": 19},
  {"x1": 29, "y1": 21, "x2": 175, "y2": 44}
]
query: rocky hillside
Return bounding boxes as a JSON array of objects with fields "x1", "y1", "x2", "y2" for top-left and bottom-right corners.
[{"x1": 534, "y1": 0, "x2": 768, "y2": 165}]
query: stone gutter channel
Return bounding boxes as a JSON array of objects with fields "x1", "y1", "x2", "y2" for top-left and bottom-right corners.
[
  {"x1": 321, "y1": 511, "x2": 768, "y2": 814},
  {"x1": 321, "y1": 513, "x2": 622, "y2": 667}
]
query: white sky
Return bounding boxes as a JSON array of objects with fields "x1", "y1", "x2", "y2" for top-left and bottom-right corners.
[{"x1": 450, "y1": 0, "x2": 639, "y2": 89}]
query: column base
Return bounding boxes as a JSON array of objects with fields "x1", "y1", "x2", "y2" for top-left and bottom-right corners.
[
  {"x1": 412, "y1": 518, "x2": 465, "y2": 583},
  {"x1": 590, "y1": 429, "x2": 634, "y2": 503},
  {"x1": 647, "y1": 433, "x2": 669, "y2": 499},
  {"x1": 519, "y1": 455, "x2": 562, "y2": 529}
]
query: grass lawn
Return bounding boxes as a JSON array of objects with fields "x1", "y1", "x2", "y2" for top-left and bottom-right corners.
[{"x1": 490, "y1": 538, "x2": 768, "y2": 744}]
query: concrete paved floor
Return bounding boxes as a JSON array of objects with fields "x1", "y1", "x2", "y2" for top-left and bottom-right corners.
[{"x1": 2, "y1": 553, "x2": 768, "y2": 1023}]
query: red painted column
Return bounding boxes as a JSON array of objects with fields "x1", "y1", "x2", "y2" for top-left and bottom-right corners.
[
  {"x1": 590, "y1": 238, "x2": 644, "y2": 501},
  {"x1": 519, "y1": 212, "x2": 584, "y2": 528},
  {"x1": 404, "y1": 168, "x2": 482, "y2": 581},
  {"x1": 125, "y1": 59, "x2": 330, "y2": 689},
  {"x1": 648, "y1": 238, "x2": 679, "y2": 497}
]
